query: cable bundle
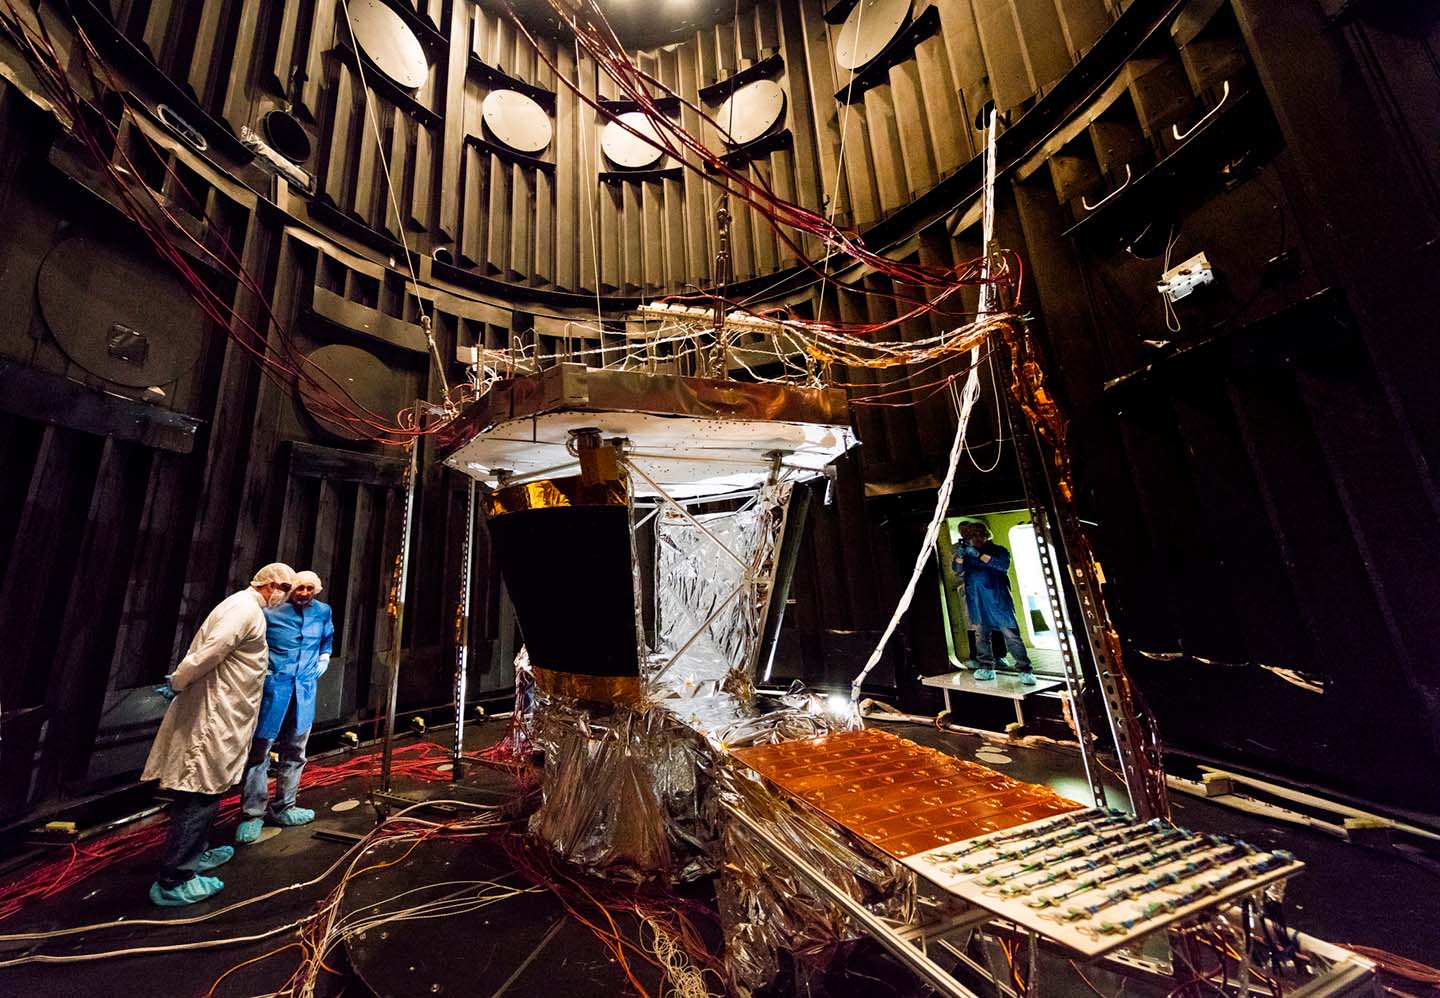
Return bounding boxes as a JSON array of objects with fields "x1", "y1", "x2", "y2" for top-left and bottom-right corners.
[
  {"x1": 0, "y1": 741, "x2": 472, "y2": 924},
  {"x1": 500, "y1": 0, "x2": 1025, "y2": 388},
  {"x1": 502, "y1": 833, "x2": 727, "y2": 998}
]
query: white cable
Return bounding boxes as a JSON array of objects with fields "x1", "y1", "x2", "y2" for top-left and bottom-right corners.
[
  {"x1": 963, "y1": 347, "x2": 1005, "y2": 473},
  {"x1": 850, "y1": 107, "x2": 1000, "y2": 700},
  {"x1": 849, "y1": 344, "x2": 984, "y2": 701},
  {"x1": 1162, "y1": 224, "x2": 1182, "y2": 333},
  {"x1": 0, "y1": 917, "x2": 310, "y2": 968}
]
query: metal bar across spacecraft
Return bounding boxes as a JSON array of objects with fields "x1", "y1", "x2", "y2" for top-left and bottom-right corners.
[{"x1": 622, "y1": 457, "x2": 750, "y2": 573}]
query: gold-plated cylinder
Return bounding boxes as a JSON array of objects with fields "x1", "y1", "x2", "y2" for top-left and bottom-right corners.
[{"x1": 482, "y1": 472, "x2": 640, "y2": 706}]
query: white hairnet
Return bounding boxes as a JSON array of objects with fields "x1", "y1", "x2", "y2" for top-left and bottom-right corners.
[
  {"x1": 294, "y1": 569, "x2": 323, "y2": 594},
  {"x1": 251, "y1": 562, "x2": 297, "y2": 588}
]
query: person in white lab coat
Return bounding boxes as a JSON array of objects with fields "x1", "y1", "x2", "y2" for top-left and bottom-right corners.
[{"x1": 142, "y1": 562, "x2": 296, "y2": 906}]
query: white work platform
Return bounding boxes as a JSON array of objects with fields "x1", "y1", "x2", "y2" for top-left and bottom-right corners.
[{"x1": 921, "y1": 670, "x2": 1063, "y2": 729}]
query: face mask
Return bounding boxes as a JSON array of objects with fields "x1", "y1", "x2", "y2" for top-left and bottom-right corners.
[{"x1": 267, "y1": 587, "x2": 288, "y2": 608}]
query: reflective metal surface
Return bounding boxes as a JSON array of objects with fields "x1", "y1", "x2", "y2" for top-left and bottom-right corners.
[
  {"x1": 733, "y1": 728, "x2": 1083, "y2": 858},
  {"x1": 438, "y1": 366, "x2": 854, "y2": 498},
  {"x1": 530, "y1": 700, "x2": 711, "y2": 877},
  {"x1": 482, "y1": 89, "x2": 553, "y2": 154},
  {"x1": 37, "y1": 235, "x2": 205, "y2": 389},
  {"x1": 600, "y1": 110, "x2": 665, "y2": 168},
  {"x1": 650, "y1": 482, "x2": 791, "y2": 698},
  {"x1": 298, "y1": 343, "x2": 411, "y2": 441},
  {"x1": 348, "y1": 0, "x2": 429, "y2": 89},
  {"x1": 443, "y1": 365, "x2": 851, "y2": 436},
  {"x1": 834, "y1": 0, "x2": 912, "y2": 71},
  {"x1": 715, "y1": 79, "x2": 787, "y2": 146}
]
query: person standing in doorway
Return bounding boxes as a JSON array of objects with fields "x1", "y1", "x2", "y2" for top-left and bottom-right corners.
[
  {"x1": 143, "y1": 562, "x2": 297, "y2": 905},
  {"x1": 952, "y1": 521, "x2": 1035, "y2": 686},
  {"x1": 236, "y1": 570, "x2": 333, "y2": 844}
]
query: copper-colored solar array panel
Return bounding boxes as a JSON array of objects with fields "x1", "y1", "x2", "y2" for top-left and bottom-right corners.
[{"x1": 731, "y1": 728, "x2": 1082, "y2": 858}]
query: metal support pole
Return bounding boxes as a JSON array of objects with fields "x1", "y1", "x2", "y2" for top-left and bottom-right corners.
[
  {"x1": 710, "y1": 193, "x2": 732, "y2": 379},
  {"x1": 1007, "y1": 414, "x2": 1108, "y2": 810},
  {"x1": 998, "y1": 330, "x2": 1165, "y2": 817},
  {"x1": 451, "y1": 477, "x2": 477, "y2": 778},
  {"x1": 1027, "y1": 930, "x2": 1039, "y2": 998},
  {"x1": 379, "y1": 417, "x2": 421, "y2": 794}
]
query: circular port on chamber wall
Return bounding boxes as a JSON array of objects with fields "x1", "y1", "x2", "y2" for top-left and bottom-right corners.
[
  {"x1": 262, "y1": 109, "x2": 311, "y2": 163},
  {"x1": 600, "y1": 111, "x2": 664, "y2": 169},
  {"x1": 346, "y1": 0, "x2": 429, "y2": 89},
  {"x1": 432, "y1": 247, "x2": 455, "y2": 267},
  {"x1": 714, "y1": 79, "x2": 786, "y2": 147},
  {"x1": 157, "y1": 104, "x2": 207, "y2": 152},
  {"x1": 834, "y1": 0, "x2": 911, "y2": 71},
  {"x1": 482, "y1": 90, "x2": 553, "y2": 155}
]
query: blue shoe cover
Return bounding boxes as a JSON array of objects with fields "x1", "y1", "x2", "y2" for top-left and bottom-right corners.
[
  {"x1": 195, "y1": 846, "x2": 234, "y2": 871},
  {"x1": 1019, "y1": 671, "x2": 1037, "y2": 687},
  {"x1": 235, "y1": 817, "x2": 264, "y2": 844},
  {"x1": 271, "y1": 806, "x2": 315, "y2": 827},
  {"x1": 149, "y1": 875, "x2": 224, "y2": 907},
  {"x1": 973, "y1": 668, "x2": 997, "y2": 680}
]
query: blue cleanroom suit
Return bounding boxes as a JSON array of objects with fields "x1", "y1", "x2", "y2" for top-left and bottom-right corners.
[
  {"x1": 953, "y1": 541, "x2": 1033, "y2": 675},
  {"x1": 240, "y1": 599, "x2": 333, "y2": 821}
]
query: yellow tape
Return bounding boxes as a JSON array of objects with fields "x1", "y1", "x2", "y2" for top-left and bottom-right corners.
[{"x1": 482, "y1": 474, "x2": 627, "y2": 518}]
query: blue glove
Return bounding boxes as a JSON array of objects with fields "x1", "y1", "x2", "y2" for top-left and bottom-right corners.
[
  {"x1": 155, "y1": 678, "x2": 179, "y2": 702},
  {"x1": 960, "y1": 543, "x2": 980, "y2": 558}
]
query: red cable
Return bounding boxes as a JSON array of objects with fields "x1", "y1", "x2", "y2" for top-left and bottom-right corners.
[{"x1": 0, "y1": 742, "x2": 474, "y2": 922}]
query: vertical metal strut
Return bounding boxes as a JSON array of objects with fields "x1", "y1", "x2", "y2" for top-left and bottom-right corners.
[
  {"x1": 1002, "y1": 377, "x2": 1165, "y2": 818},
  {"x1": 380, "y1": 414, "x2": 421, "y2": 793},
  {"x1": 710, "y1": 191, "x2": 732, "y2": 379},
  {"x1": 1005, "y1": 403, "x2": 1108, "y2": 810},
  {"x1": 451, "y1": 477, "x2": 478, "y2": 778}
]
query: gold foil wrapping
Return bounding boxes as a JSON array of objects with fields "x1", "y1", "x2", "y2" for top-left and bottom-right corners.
[
  {"x1": 531, "y1": 666, "x2": 643, "y2": 705},
  {"x1": 732, "y1": 728, "x2": 1082, "y2": 858},
  {"x1": 481, "y1": 474, "x2": 627, "y2": 518}
]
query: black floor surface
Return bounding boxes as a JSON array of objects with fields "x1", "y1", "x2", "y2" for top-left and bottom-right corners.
[{"x1": 0, "y1": 716, "x2": 1435, "y2": 998}]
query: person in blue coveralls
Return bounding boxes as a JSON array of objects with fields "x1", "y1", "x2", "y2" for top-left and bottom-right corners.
[
  {"x1": 951, "y1": 521, "x2": 1035, "y2": 686},
  {"x1": 235, "y1": 569, "x2": 333, "y2": 843}
]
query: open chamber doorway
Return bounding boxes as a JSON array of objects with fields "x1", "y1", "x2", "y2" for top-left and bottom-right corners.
[{"x1": 936, "y1": 511, "x2": 1063, "y2": 677}]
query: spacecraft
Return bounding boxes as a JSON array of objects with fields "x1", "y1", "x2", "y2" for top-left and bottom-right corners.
[{"x1": 434, "y1": 361, "x2": 1313, "y2": 993}]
